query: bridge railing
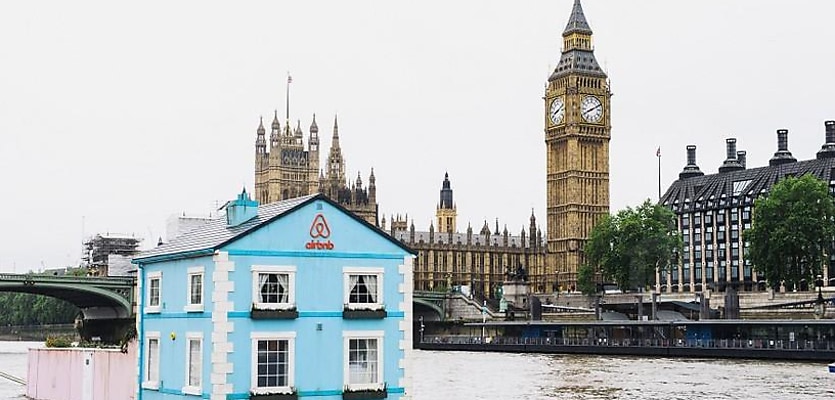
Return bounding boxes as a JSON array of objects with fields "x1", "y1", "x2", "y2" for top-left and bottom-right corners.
[
  {"x1": 0, "y1": 273, "x2": 135, "y2": 284},
  {"x1": 413, "y1": 290, "x2": 448, "y2": 298}
]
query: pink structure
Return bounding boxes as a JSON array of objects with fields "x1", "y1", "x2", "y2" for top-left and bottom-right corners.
[{"x1": 27, "y1": 343, "x2": 137, "y2": 400}]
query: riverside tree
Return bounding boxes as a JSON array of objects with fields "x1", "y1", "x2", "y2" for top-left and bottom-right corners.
[
  {"x1": 578, "y1": 200, "x2": 680, "y2": 294},
  {"x1": 0, "y1": 292, "x2": 80, "y2": 326},
  {"x1": 746, "y1": 174, "x2": 835, "y2": 290}
]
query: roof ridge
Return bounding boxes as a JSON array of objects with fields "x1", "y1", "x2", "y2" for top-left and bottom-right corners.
[{"x1": 135, "y1": 194, "x2": 318, "y2": 262}]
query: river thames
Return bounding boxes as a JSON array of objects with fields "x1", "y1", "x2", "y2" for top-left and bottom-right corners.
[{"x1": 1, "y1": 342, "x2": 833, "y2": 399}]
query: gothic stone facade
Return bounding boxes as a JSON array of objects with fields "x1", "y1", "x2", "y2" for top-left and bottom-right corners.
[
  {"x1": 389, "y1": 173, "x2": 548, "y2": 299},
  {"x1": 389, "y1": 0, "x2": 610, "y2": 296},
  {"x1": 254, "y1": 113, "x2": 378, "y2": 225},
  {"x1": 545, "y1": 0, "x2": 612, "y2": 291}
]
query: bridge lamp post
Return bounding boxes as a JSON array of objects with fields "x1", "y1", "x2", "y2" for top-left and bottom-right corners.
[
  {"x1": 816, "y1": 274, "x2": 824, "y2": 302},
  {"x1": 419, "y1": 315, "x2": 425, "y2": 343},
  {"x1": 815, "y1": 274, "x2": 826, "y2": 319},
  {"x1": 481, "y1": 300, "x2": 487, "y2": 340}
]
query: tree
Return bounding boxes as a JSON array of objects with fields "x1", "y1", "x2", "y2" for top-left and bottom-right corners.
[
  {"x1": 0, "y1": 292, "x2": 80, "y2": 325},
  {"x1": 581, "y1": 200, "x2": 681, "y2": 293},
  {"x1": 746, "y1": 174, "x2": 835, "y2": 290}
]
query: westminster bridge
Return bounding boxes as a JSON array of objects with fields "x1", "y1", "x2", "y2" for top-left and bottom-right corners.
[{"x1": 0, "y1": 273, "x2": 135, "y2": 342}]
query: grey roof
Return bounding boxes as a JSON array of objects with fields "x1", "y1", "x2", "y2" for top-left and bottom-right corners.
[
  {"x1": 661, "y1": 156, "x2": 835, "y2": 214},
  {"x1": 563, "y1": 0, "x2": 593, "y2": 35},
  {"x1": 134, "y1": 194, "x2": 317, "y2": 262},
  {"x1": 549, "y1": 49, "x2": 607, "y2": 81}
]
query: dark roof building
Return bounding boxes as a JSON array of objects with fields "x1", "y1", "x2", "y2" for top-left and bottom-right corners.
[{"x1": 660, "y1": 121, "x2": 835, "y2": 293}]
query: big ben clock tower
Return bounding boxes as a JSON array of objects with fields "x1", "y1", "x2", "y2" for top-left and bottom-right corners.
[{"x1": 545, "y1": 0, "x2": 611, "y2": 291}]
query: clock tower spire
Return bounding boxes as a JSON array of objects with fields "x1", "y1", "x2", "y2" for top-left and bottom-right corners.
[{"x1": 544, "y1": 0, "x2": 611, "y2": 291}]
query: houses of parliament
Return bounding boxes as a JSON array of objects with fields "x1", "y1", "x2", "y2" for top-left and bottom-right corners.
[
  {"x1": 253, "y1": 112, "x2": 378, "y2": 225},
  {"x1": 252, "y1": 0, "x2": 611, "y2": 297}
]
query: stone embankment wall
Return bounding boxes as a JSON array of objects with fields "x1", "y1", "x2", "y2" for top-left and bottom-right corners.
[
  {"x1": 447, "y1": 294, "x2": 503, "y2": 321},
  {"x1": 0, "y1": 324, "x2": 78, "y2": 342}
]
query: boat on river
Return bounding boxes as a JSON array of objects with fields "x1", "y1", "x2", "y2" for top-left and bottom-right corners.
[{"x1": 829, "y1": 362, "x2": 835, "y2": 373}]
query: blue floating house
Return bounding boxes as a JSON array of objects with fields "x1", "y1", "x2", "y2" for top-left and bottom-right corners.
[{"x1": 132, "y1": 190, "x2": 416, "y2": 400}]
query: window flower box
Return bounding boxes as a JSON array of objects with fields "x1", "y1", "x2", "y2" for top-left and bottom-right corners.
[
  {"x1": 342, "y1": 386, "x2": 387, "y2": 400},
  {"x1": 342, "y1": 306, "x2": 386, "y2": 319},
  {"x1": 249, "y1": 392, "x2": 298, "y2": 400},
  {"x1": 251, "y1": 306, "x2": 298, "y2": 320}
]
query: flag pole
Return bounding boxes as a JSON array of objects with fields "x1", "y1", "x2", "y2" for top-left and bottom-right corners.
[
  {"x1": 657, "y1": 147, "x2": 662, "y2": 202},
  {"x1": 285, "y1": 72, "x2": 291, "y2": 121}
]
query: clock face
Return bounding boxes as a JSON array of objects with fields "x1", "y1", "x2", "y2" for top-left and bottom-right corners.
[
  {"x1": 549, "y1": 97, "x2": 565, "y2": 124},
  {"x1": 581, "y1": 95, "x2": 603, "y2": 123}
]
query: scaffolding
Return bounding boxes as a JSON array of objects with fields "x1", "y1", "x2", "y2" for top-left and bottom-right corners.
[{"x1": 81, "y1": 234, "x2": 141, "y2": 276}]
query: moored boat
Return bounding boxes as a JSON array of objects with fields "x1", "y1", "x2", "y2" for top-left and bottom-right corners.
[{"x1": 828, "y1": 362, "x2": 835, "y2": 373}]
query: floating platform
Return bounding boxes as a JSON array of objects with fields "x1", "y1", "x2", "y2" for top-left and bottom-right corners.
[{"x1": 417, "y1": 319, "x2": 835, "y2": 362}]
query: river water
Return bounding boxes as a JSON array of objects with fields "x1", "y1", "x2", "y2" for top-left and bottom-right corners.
[
  {"x1": 0, "y1": 341, "x2": 40, "y2": 399},
  {"x1": 2, "y1": 342, "x2": 833, "y2": 399}
]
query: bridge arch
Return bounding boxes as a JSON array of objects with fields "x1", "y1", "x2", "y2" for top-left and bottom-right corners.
[
  {"x1": 0, "y1": 275, "x2": 134, "y2": 320},
  {"x1": 413, "y1": 298, "x2": 444, "y2": 321}
]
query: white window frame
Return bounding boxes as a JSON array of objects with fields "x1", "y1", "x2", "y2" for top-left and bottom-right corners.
[
  {"x1": 250, "y1": 331, "x2": 296, "y2": 395},
  {"x1": 251, "y1": 265, "x2": 296, "y2": 310},
  {"x1": 145, "y1": 271, "x2": 162, "y2": 314},
  {"x1": 343, "y1": 330, "x2": 385, "y2": 391},
  {"x1": 184, "y1": 266, "x2": 205, "y2": 312},
  {"x1": 182, "y1": 332, "x2": 203, "y2": 395},
  {"x1": 343, "y1": 267, "x2": 384, "y2": 310},
  {"x1": 143, "y1": 331, "x2": 161, "y2": 390}
]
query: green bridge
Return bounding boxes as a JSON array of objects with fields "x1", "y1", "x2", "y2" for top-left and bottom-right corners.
[
  {"x1": 414, "y1": 290, "x2": 447, "y2": 320},
  {"x1": 0, "y1": 273, "x2": 136, "y2": 343},
  {"x1": 0, "y1": 273, "x2": 135, "y2": 319}
]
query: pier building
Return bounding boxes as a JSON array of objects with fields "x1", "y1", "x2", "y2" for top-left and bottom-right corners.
[{"x1": 133, "y1": 190, "x2": 415, "y2": 400}]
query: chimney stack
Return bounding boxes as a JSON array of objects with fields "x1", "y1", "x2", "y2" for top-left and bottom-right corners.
[
  {"x1": 777, "y1": 129, "x2": 788, "y2": 151},
  {"x1": 679, "y1": 145, "x2": 704, "y2": 179},
  {"x1": 225, "y1": 188, "x2": 259, "y2": 227},
  {"x1": 769, "y1": 129, "x2": 797, "y2": 166},
  {"x1": 726, "y1": 138, "x2": 737, "y2": 159},
  {"x1": 687, "y1": 145, "x2": 697, "y2": 166},
  {"x1": 737, "y1": 150, "x2": 747, "y2": 169},
  {"x1": 817, "y1": 120, "x2": 835, "y2": 159},
  {"x1": 719, "y1": 138, "x2": 744, "y2": 173}
]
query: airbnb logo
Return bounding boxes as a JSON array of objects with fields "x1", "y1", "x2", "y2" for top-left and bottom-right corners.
[
  {"x1": 309, "y1": 214, "x2": 331, "y2": 238},
  {"x1": 306, "y1": 213, "x2": 334, "y2": 250}
]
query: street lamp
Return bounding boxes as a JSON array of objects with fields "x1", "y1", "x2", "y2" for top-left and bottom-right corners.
[
  {"x1": 816, "y1": 274, "x2": 824, "y2": 303},
  {"x1": 481, "y1": 300, "x2": 487, "y2": 339},
  {"x1": 814, "y1": 274, "x2": 826, "y2": 319}
]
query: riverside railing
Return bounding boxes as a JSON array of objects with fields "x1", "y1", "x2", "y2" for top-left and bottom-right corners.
[{"x1": 422, "y1": 335, "x2": 835, "y2": 351}]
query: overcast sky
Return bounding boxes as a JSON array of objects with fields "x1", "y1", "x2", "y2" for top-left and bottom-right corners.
[{"x1": 1, "y1": 1, "x2": 834, "y2": 271}]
